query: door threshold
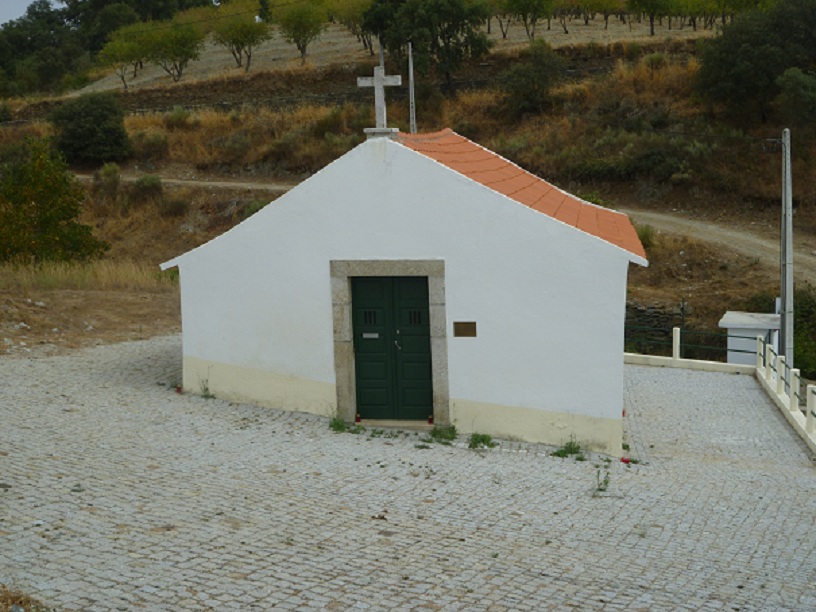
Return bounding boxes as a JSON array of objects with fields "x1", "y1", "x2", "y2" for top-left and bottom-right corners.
[{"x1": 359, "y1": 419, "x2": 434, "y2": 432}]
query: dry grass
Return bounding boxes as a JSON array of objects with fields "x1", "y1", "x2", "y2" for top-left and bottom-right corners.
[
  {"x1": 628, "y1": 231, "x2": 775, "y2": 327},
  {"x1": 607, "y1": 56, "x2": 699, "y2": 107},
  {"x1": 125, "y1": 103, "x2": 367, "y2": 169},
  {"x1": 0, "y1": 122, "x2": 50, "y2": 149},
  {"x1": 0, "y1": 260, "x2": 176, "y2": 292}
]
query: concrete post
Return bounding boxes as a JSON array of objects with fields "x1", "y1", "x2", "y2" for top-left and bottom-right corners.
[
  {"x1": 789, "y1": 369, "x2": 800, "y2": 411},
  {"x1": 807, "y1": 386, "x2": 815, "y2": 434},
  {"x1": 672, "y1": 327, "x2": 681, "y2": 361},
  {"x1": 756, "y1": 336, "x2": 764, "y2": 372},
  {"x1": 776, "y1": 356, "x2": 786, "y2": 395},
  {"x1": 765, "y1": 345, "x2": 775, "y2": 382}
]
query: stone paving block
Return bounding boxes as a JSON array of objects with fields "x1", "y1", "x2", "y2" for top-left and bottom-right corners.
[{"x1": 2, "y1": 340, "x2": 816, "y2": 610}]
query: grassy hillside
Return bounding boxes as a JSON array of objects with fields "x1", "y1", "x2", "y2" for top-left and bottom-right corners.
[{"x1": 1, "y1": 22, "x2": 814, "y2": 360}]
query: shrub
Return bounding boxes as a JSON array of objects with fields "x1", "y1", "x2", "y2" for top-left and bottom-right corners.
[
  {"x1": 129, "y1": 174, "x2": 163, "y2": 204},
  {"x1": 0, "y1": 139, "x2": 108, "y2": 262},
  {"x1": 499, "y1": 40, "x2": 564, "y2": 118},
  {"x1": 0, "y1": 103, "x2": 11, "y2": 123},
  {"x1": 164, "y1": 106, "x2": 196, "y2": 130},
  {"x1": 92, "y1": 162, "x2": 121, "y2": 203},
  {"x1": 794, "y1": 283, "x2": 816, "y2": 378},
  {"x1": 131, "y1": 130, "x2": 170, "y2": 161},
  {"x1": 210, "y1": 130, "x2": 251, "y2": 162},
  {"x1": 158, "y1": 198, "x2": 189, "y2": 218},
  {"x1": 241, "y1": 199, "x2": 269, "y2": 220},
  {"x1": 636, "y1": 224, "x2": 656, "y2": 254},
  {"x1": 49, "y1": 93, "x2": 131, "y2": 165},
  {"x1": 642, "y1": 53, "x2": 666, "y2": 71}
]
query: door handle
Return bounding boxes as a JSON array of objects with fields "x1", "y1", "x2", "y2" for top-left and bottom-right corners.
[{"x1": 394, "y1": 340, "x2": 402, "y2": 351}]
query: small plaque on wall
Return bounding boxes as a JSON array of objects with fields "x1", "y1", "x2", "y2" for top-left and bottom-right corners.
[{"x1": 454, "y1": 322, "x2": 477, "y2": 337}]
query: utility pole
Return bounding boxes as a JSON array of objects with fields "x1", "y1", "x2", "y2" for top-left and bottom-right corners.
[
  {"x1": 408, "y1": 42, "x2": 417, "y2": 134},
  {"x1": 780, "y1": 128, "x2": 794, "y2": 367}
]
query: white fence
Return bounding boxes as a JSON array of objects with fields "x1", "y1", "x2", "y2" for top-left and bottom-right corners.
[{"x1": 755, "y1": 336, "x2": 816, "y2": 455}]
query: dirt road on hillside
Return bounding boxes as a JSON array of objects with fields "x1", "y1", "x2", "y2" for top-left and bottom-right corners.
[
  {"x1": 76, "y1": 172, "x2": 816, "y2": 284},
  {"x1": 76, "y1": 174, "x2": 295, "y2": 193},
  {"x1": 621, "y1": 208, "x2": 816, "y2": 285}
]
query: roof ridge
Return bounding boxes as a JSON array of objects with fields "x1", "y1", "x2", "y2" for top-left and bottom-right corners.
[{"x1": 396, "y1": 129, "x2": 646, "y2": 262}]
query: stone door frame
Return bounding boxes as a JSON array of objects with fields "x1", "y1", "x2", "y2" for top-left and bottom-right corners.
[{"x1": 331, "y1": 260, "x2": 450, "y2": 425}]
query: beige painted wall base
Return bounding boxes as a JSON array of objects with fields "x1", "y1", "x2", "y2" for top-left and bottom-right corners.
[
  {"x1": 183, "y1": 358, "x2": 622, "y2": 453},
  {"x1": 451, "y1": 399, "x2": 622, "y2": 455},
  {"x1": 183, "y1": 357, "x2": 336, "y2": 417}
]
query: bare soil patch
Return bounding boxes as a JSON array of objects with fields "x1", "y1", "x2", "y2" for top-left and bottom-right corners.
[{"x1": 1, "y1": 289, "x2": 180, "y2": 358}]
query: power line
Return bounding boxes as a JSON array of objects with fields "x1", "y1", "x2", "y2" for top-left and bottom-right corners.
[{"x1": 110, "y1": 1, "x2": 308, "y2": 37}]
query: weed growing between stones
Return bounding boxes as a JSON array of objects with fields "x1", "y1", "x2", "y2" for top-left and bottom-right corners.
[
  {"x1": 368, "y1": 428, "x2": 401, "y2": 440},
  {"x1": 328, "y1": 416, "x2": 364, "y2": 434},
  {"x1": 595, "y1": 467, "x2": 611, "y2": 493},
  {"x1": 551, "y1": 435, "x2": 582, "y2": 458},
  {"x1": 468, "y1": 432, "x2": 498, "y2": 449},
  {"x1": 422, "y1": 425, "x2": 457, "y2": 445},
  {"x1": 199, "y1": 378, "x2": 215, "y2": 399}
]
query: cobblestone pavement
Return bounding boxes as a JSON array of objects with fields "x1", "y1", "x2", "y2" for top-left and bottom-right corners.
[{"x1": 2, "y1": 336, "x2": 815, "y2": 611}]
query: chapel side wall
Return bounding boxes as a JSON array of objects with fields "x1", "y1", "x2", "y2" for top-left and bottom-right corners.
[{"x1": 173, "y1": 138, "x2": 631, "y2": 427}]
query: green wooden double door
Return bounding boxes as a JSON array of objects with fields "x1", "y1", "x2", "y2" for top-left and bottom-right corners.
[{"x1": 352, "y1": 277, "x2": 433, "y2": 420}]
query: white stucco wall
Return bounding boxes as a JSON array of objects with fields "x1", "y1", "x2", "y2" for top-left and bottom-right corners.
[{"x1": 166, "y1": 137, "x2": 636, "y2": 429}]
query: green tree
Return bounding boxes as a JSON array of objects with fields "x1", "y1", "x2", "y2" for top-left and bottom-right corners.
[
  {"x1": 505, "y1": 0, "x2": 553, "y2": 40},
  {"x1": 500, "y1": 39, "x2": 564, "y2": 117},
  {"x1": 0, "y1": 0, "x2": 87, "y2": 94},
  {"x1": 364, "y1": 0, "x2": 491, "y2": 88},
  {"x1": 213, "y1": 1, "x2": 272, "y2": 72},
  {"x1": 699, "y1": 12, "x2": 784, "y2": 121},
  {"x1": 147, "y1": 19, "x2": 206, "y2": 81},
  {"x1": 86, "y1": 2, "x2": 140, "y2": 53},
  {"x1": 258, "y1": 0, "x2": 272, "y2": 22},
  {"x1": 0, "y1": 139, "x2": 108, "y2": 262},
  {"x1": 276, "y1": 1, "x2": 328, "y2": 64},
  {"x1": 553, "y1": 0, "x2": 579, "y2": 34},
  {"x1": 331, "y1": 0, "x2": 375, "y2": 54},
  {"x1": 776, "y1": 68, "x2": 816, "y2": 129},
  {"x1": 99, "y1": 26, "x2": 148, "y2": 89},
  {"x1": 49, "y1": 93, "x2": 132, "y2": 165},
  {"x1": 588, "y1": 0, "x2": 624, "y2": 29},
  {"x1": 487, "y1": 0, "x2": 514, "y2": 39},
  {"x1": 626, "y1": 0, "x2": 673, "y2": 36}
]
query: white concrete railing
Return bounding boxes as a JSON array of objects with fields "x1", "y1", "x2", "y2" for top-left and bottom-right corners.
[
  {"x1": 624, "y1": 327, "x2": 754, "y2": 374},
  {"x1": 625, "y1": 328, "x2": 816, "y2": 453},
  {"x1": 755, "y1": 336, "x2": 816, "y2": 454}
]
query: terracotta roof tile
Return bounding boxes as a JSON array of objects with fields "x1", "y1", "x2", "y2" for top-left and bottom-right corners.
[{"x1": 398, "y1": 129, "x2": 647, "y2": 262}]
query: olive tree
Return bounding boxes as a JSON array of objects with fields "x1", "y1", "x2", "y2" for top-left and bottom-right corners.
[
  {"x1": 213, "y1": 1, "x2": 272, "y2": 72},
  {"x1": 148, "y1": 20, "x2": 205, "y2": 81},
  {"x1": 276, "y1": 1, "x2": 328, "y2": 64}
]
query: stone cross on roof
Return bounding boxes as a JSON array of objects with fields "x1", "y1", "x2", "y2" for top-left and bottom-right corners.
[{"x1": 357, "y1": 66, "x2": 401, "y2": 129}]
